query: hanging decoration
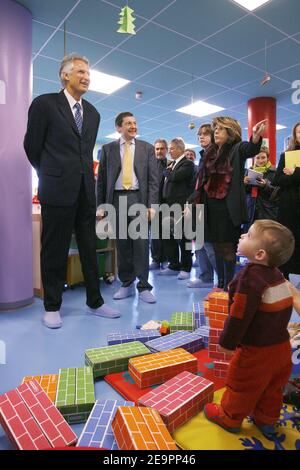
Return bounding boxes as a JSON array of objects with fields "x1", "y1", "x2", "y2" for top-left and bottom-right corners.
[
  {"x1": 188, "y1": 74, "x2": 196, "y2": 130},
  {"x1": 261, "y1": 40, "x2": 271, "y2": 86},
  {"x1": 117, "y1": 5, "x2": 136, "y2": 35}
]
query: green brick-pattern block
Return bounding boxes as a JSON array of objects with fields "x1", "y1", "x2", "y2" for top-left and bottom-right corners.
[
  {"x1": 170, "y1": 312, "x2": 194, "y2": 333},
  {"x1": 85, "y1": 341, "x2": 150, "y2": 379},
  {"x1": 55, "y1": 367, "x2": 95, "y2": 424}
]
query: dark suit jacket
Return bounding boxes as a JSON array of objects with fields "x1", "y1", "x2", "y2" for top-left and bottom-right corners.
[
  {"x1": 24, "y1": 91, "x2": 100, "y2": 207},
  {"x1": 97, "y1": 139, "x2": 159, "y2": 208},
  {"x1": 163, "y1": 156, "x2": 195, "y2": 207}
]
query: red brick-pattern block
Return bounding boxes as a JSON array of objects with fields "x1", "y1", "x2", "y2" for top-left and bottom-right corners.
[
  {"x1": 0, "y1": 380, "x2": 77, "y2": 450},
  {"x1": 129, "y1": 348, "x2": 198, "y2": 389},
  {"x1": 112, "y1": 406, "x2": 177, "y2": 450},
  {"x1": 208, "y1": 328, "x2": 232, "y2": 362},
  {"x1": 138, "y1": 372, "x2": 214, "y2": 433},
  {"x1": 213, "y1": 360, "x2": 230, "y2": 379}
]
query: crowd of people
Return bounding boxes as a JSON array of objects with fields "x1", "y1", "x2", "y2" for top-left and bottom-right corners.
[{"x1": 23, "y1": 52, "x2": 300, "y2": 443}]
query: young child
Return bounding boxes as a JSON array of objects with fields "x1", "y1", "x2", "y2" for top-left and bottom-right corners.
[{"x1": 204, "y1": 220, "x2": 295, "y2": 439}]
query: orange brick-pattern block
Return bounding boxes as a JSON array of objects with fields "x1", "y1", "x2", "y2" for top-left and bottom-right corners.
[
  {"x1": 112, "y1": 406, "x2": 177, "y2": 450},
  {"x1": 138, "y1": 372, "x2": 214, "y2": 433},
  {"x1": 208, "y1": 328, "x2": 232, "y2": 362},
  {"x1": 22, "y1": 375, "x2": 58, "y2": 402},
  {"x1": 204, "y1": 300, "x2": 209, "y2": 317},
  {"x1": 128, "y1": 348, "x2": 198, "y2": 389},
  {"x1": 213, "y1": 360, "x2": 230, "y2": 379},
  {"x1": 207, "y1": 292, "x2": 229, "y2": 329}
]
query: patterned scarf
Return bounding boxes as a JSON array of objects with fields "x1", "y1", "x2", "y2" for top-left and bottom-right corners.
[{"x1": 198, "y1": 143, "x2": 233, "y2": 199}]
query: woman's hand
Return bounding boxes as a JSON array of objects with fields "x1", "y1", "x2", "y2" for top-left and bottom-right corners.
[
  {"x1": 244, "y1": 176, "x2": 251, "y2": 184},
  {"x1": 283, "y1": 167, "x2": 295, "y2": 175},
  {"x1": 256, "y1": 177, "x2": 266, "y2": 186},
  {"x1": 252, "y1": 119, "x2": 267, "y2": 144}
]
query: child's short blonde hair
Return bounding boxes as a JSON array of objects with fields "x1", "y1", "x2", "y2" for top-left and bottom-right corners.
[{"x1": 253, "y1": 220, "x2": 295, "y2": 267}]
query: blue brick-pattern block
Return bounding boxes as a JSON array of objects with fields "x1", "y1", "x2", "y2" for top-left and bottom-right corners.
[
  {"x1": 77, "y1": 399, "x2": 134, "y2": 449},
  {"x1": 145, "y1": 330, "x2": 203, "y2": 354},
  {"x1": 107, "y1": 329, "x2": 161, "y2": 345},
  {"x1": 194, "y1": 326, "x2": 210, "y2": 348}
]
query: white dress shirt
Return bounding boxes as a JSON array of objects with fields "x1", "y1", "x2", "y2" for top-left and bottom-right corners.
[{"x1": 64, "y1": 89, "x2": 83, "y2": 118}]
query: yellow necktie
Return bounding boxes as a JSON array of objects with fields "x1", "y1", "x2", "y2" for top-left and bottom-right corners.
[{"x1": 122, "y1": 141, "x2": 133, "y2": 189}]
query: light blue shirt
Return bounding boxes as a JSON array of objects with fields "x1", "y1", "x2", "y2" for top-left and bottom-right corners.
[{"x1": 114, "y1": 137, "x2": 139, "y2": 190}]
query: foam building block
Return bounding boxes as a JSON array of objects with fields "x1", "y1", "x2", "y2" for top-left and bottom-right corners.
[
  {"x1": 145, "y1": 331, "x2": 203, "y2": 354},
  {"x1": 85, "y1": 341, "x2": 150, "y2": 379},
  {"x1": 22, "y1": 374, "x2": 58, "y2": 402},
  {"x1": 77, "y1": 399, "x2": 134, "y2": 449},
  {"x1": 170, "y1": 312, "x2": 194, "y2": 333},
  {"x1": 209, "y1": 328, "x2": 232, "y2": 362},
  {"x1": 207, "y1": 291, "x2": 229, "y2": 329},
  {"x1": 192, "y1": 302, "x2": 206, "y2": 329},
  {"x1": 112, "y1": 406, "x2": 178, "y2": 450},
  {"x1": 55, "y1": 367, "x2": 95, "y2": 424},
  {"x1": 138, "y1": 371, "x2": 214, "y2": 433},
  {"x1": 194, "y1": 326, "x2": 210, "y2": 348},
  {"x1": 128, "y1": 348, "x2": 198, "y2": 389},
  {"x1": 0, "y1": 380, "x2": 77, "y2": 450},
  {"x1": 107, "y1": 329, "x2": 160, "y2": 346}
]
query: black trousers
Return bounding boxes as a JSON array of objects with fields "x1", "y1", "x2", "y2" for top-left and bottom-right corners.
[
  {"x1": 164, "y1": 236, "x2": 192, "y2": 272},
  {"x1": 41, "y1": 178, "x2": 103, "y2": 311},
  {"x1": 150, "y1": 212, "x2": 167, "y2": 264},
  {"x1": 113, "y1": 191, "x2": 152, "y2": 292}
]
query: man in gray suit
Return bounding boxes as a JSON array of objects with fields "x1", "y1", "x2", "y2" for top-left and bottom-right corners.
[{"x1": 97, "y1": 112, "x2": 159, "y2": 303}]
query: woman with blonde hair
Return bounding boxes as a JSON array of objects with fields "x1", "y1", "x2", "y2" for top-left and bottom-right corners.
[
  {"x1": 191, "y1": 116, "x2": 266, "y2": 290},
  {"x1": 273, "y1": 122, "x2": 300, "y2": 279}
]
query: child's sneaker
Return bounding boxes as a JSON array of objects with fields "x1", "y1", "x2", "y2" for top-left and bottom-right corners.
[
  {"x1": 204, "y1": 403, "x2": 240, "y2": 433},
  {"x1": 254, "y1": 421, "x2": 278, "y2": 440}
]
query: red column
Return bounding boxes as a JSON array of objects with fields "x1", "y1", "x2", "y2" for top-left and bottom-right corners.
[{"x1": 247, "y1": 97, "x2": 276, "y2": 165}]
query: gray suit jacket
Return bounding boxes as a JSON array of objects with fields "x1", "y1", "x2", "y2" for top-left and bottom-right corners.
[{"x1": 97, "y1": 139, "x2": 159, "y2": 208}]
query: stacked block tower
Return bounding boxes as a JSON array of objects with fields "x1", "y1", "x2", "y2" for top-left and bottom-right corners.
[{"x1": 206, "y1": 291, "x2": 231, "y2": 379}]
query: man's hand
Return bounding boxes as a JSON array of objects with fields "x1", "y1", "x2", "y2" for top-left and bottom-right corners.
[
  {"x1": 96, "y1": 208, "x2": 106, "y2": 221},
  {"x1": 183, "y1": 206, "x2": 191, "y2": 218},
  {"x1": 147, "y1": 208, "x2": 156, "y2": 221}
]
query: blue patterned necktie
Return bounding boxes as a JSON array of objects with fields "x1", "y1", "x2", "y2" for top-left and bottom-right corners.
[{"x1": 74, "y1": 102, "x2": 83, "y2": 135}]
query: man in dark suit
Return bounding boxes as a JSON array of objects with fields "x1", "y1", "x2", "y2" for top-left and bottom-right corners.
[
  {"x1": 159, "y1": 138, "x2": 195, "y2": 280},
  {"x1": 24, "y1": 53, "x2": 120, "y2": 328},
  {"x1": 149, "y1": 139, "x2": 169, "y2": 270},
  {"x1": 97, "y1": 112, "x2": 159, "y2": 303}
]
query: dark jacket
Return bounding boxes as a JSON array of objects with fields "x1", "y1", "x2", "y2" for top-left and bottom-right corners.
[
  {"x1": 24, "y1": 91, "x2": 100, "y2": 207},
  {"x1": 188, "y1": 138, "x2": 262, "y2": 226},
  {"x1": 273, "y1": 148, "x2": 300, "y2": 274},
  {"x1": 244, "y1": 166, "x2": 278, "y2": 229},
  {"x1": 162, "y1": 156, "x2": 194, "y2": 207}
]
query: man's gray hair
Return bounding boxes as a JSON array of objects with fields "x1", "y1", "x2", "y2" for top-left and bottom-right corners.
[
  {"x1": 170, "y1": 137, "x2": 185, "y2": 153},
  {"x1": 59, "y1": 53, "x2": 89, "y2": 87}
]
